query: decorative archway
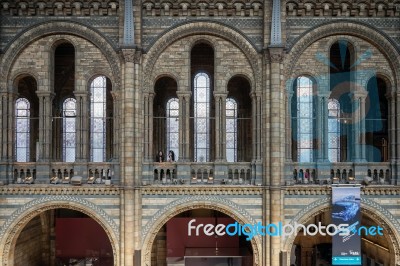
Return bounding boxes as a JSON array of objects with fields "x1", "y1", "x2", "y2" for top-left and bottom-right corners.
[
  {"x1": 142, "y1": 21, "x2": 261, "y2": 92},
  {"x1": 285, "y1": 21, "x2": 400, "y2": 87},
  {"x1": 282, "y1": 197, "x2": 400, "y2": 265},
  {"x1": 0, "y1": 21, "x2": 121, "y2": 91},
  {"x1": 141, "y1": 195, "x2": 262, "y2": 266},
  {"x1": 0, "y1": 195, "x2": 120, "y2": 266}
]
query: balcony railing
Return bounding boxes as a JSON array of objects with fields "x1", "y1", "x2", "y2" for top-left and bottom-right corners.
[
  {"x1": 285, "y1": 162, "x2": 393, "y2": 185},
  {"x1": 11, "y1": 161, "x2": 119, "y2": 185},
  {"x1": 143, "y1": 161, "x2": 256, "y2": 185}
]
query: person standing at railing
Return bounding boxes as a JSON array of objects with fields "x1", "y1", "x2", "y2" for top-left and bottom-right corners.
[
  {"x1": 155, "y1": 150, "x2": 164, "y2": 162},
  {"x1": 167, "y1": 150, "x2": 175, "y2": 162}
]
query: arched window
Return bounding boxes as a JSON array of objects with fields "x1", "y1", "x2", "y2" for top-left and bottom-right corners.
[
  {"x1": 194, "y1": 72, "x2": 210, "y2": 162},
  {"x1": 226, "y1": 98, "x2": 237, "y2": 162},
  {"x1": 328, "y1": 99, "x2": 341, "y2": 162},
  {"x1": 63, "y1": 98, "x2": 76, "y2": 162},
  {"x1": 295, "y1": 76, "x2": 314, "y2": 162},
  {"x1": 90, "y1": 76, "x2": 107, "y2": 162},
  {"x1": 166, "y1": 98, "x2": 179, "y2": 160},
  {"x1": 15, "y1": 98, "x2": 30, "y2": 162}
]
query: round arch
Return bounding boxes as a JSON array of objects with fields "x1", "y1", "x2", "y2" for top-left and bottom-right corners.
[
  {"x1": 141, "y1": 195, "x2": 262, "y2": 266},
  {"x1": 10, "y1": 70, "x2": 40, "y2": 92},
  {"x1": 285, "y1": 21, "x2": 400, "y2": 87},
  {"x1": 85, "y1": 70, "x2": 115, "y2": 93},
  {"x1": 143, "y1": 21, "x2": 261, "y2": 92},
  {"x1": 0, "y1": 195, "x2": 120, "y2": 266},
  {"x1": 226, "y1": 73, "x2": 254, "y2": 93},
  {"x1": 282, "y1": 198, "x2": 400, "y2": 265},
  {"x1": 0, "y1": 21, "x2": 121, "y2": 90}
]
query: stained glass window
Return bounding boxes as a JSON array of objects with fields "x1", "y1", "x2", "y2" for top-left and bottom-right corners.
[
  {"x1": 194, "y1": 73, "x2": 210, "y2": 162},
  {"x1": 15, "y1": 98, "x2": 30, "y2": 162},
  {"x1": 328, "y1": 99, "x2": 340, "y2": 162},
  {"x1": 166, "y1": 98, "x2": 179, "y2": 160},
  {"x1": 90, "y1": 76, "x2": 107, "y2": 162},
  {"x1": 296, "y1": 76, "x2": 314, "y2": 162},
  {"x1": 226, "y1": 98, "x2": 237, "y2": 162},
  {"x1": 63, "y1": 98, "x2": 76, "y2": 162}
]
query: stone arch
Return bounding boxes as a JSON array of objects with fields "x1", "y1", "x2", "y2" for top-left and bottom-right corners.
[
  {"x1": 0, "y1": 21, "x2": 121, "y2": 90},
  {"x1": 0, "y1": 195, "x2": 120, "y2": 266},
  {"x1": 152, "y1": 73, "x2": 181, "y2": 93},
  {"x1": 141, "y1": 195, "x2": 261, "y2": 266},
  {"x1": 285, "y1": 20, "x2": 400, "y2": 88},
  {"x1": 9, "y1": 70, "x2": 40, "y2": 93},
  {"x1": 85, "y1": 69, "x2": 115, "y2": 93},
  {"x1": 282, "y1": 197, "x2": 400, "y2": 265},
  {"x1": 143, "y1": 21, "x2": 261, "y2": 92},
  {"x1": 226, "y1": 73, "x2": 254, "y2": 93}
]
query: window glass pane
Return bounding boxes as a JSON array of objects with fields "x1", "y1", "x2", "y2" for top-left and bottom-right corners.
[
  {"x1": 63, "y1": 98, "x2": 76, "y2": 162},
  {"x1": 15, "y1": 98, "x2": 30, "y2": 162},
  {"x1": 90, "y1": 76, "x2": 107, "y2": 162},
  {"x1": 194, "y1": 73, "x2": 210, "y2": 162},
  {"x1": 328, "y1": 99, "x2": 341, "y2": 162},
  {"x1": 226, "y1": 98, "x2": 237, "y2": 162},
  {"x1": 296, "y1": 76, "x2": 314, "y2": 162},
  {"x1": 166, "y1": 98, "x2": 179, "y2": 161}
]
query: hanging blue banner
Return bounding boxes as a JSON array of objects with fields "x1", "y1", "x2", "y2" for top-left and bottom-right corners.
[{"x1": 332, "y1": 186, "x2": 361, "y2": 265}]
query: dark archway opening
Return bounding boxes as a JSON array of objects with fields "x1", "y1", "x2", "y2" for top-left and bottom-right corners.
[{"x1": 151, "y1": 208, "x2": 253, "y2": 266}]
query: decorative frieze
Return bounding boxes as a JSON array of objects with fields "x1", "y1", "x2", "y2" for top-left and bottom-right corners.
[
  {"x1": 142, "y1": 0, "x2": 263, "y2": 17},
  {"x1": 286, "y1": 1, "x2": 400, "y2": 17},
  {"x1": 0, "y1": 0, "x2": 119, "y2": 16}
]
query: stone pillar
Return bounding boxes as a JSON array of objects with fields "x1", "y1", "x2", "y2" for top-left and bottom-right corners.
[
  {"x1": 387, "y1": 92, "x2": 396, "y2": 184},
  {"x1": 285, "y1": 92, "x2": 293, "y2": 161},
  {"x1": 252, "y1": 91, "x2": 262, "y2": 161},
  {"x1": 177, "y1": 91, "x2": 191, "y2": 162},
  {"x1": 352, "y1": 91, "x2": 367, "y2": 162},
  {"x1": 36, "y1": 91, "x2": 53, "y2": 162},
  {"x1": 143, "y1": 92, "x2": 154, "y2": 162},
  {"x1": 317, "y1": 93, "x2": 329, "y2": 162},
  {"x1": 111, "y1": 91, "x2": 120, "y2": 160},
  {"x1": 214, "y1": 92, "x2": 227, "y2": 161},
  {"x1": 74, "y1": 91, "x2": 89, "y2": 162},
  {"x1": 0, "y1": 91, "x2": 15, "y2": 184},
  {"x1": 268, "y1": 46, "x2": 284, "y2": 266},
  {"x1": 395, "y1": 92, "x2": 400, "y2": 184}
]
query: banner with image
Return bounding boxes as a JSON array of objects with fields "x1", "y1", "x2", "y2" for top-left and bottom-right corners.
[{"x1": 332, "y1": 186, "x2": 361, "y2": 265}]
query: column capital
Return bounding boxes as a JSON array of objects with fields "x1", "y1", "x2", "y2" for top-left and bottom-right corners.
[
  {"x1": 352, "y1": 90, "x2": 368, "y2": 100},
  {"x1": 121, "y1": 48, "x2": 141, "y2": 63},
  {"x1": 36, "y1": 91, "x2": 54, "y2": 97},
  {"x1": 73, "y1": 91, "x2": 89, "y2": 97},
  {"x1": 177, "y1": 91, "x2": 191, "y2": 99},
  {"x1": 213, "y1": 92, "x2": 227, "y2": 98},
  {"x1": 266, "y1": 46, "x2": 285, "y2": 63}
]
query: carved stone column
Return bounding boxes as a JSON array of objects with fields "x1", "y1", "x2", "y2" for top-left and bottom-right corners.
[
  {"x1": 317, "y1": 93, "x2": 329, "y2": 162},
  {"x1": 74, "y1": 91, "x2": 89, "y2": 162},
  {"x1": 143, "y1": 92, "x2": 154, "y2": 162},
  {"x1": 268, "y1": 46, "x2": 284, "y2": 266},
  {"x1": 111, "y1": 91, "x2": 120, "y2": 160},
  {"x1": 352, "y1": 91, "x2": 367, "y2": 162},
  {"x1": 177, "y1": 91, "x2": 191, "y2": 162},
  {"x1": 214, "y1": 92, "x2": 227, "y2": 161},
  {"x1": 36, "y1": 91, "x2": 54, "y2": 162},
  {"x1": 285, "y1": 91, "x2": 293, "y2": 161},
  {"x1": 252, "y1": 91, "x2": 262, "y2": 161}
]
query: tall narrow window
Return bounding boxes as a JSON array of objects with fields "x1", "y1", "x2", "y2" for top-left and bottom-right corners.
[
  {"x1": 90, "y1": 76, "x2": 107, "y2": 162},
  {"x1": 166, "y1": 98, "x2": 179, "y2": 160},
  {"x1": 63, "y1": 98, "x2": 76, "y2": 162},
  {"x1": 15, "y1": 98, "x2": 30, "y2": 162},
  {"x1": 296, "y1": 76, "x2": 314, "y2": 162},
  {"x1": 328, "y1": 99, "x2": 340, "y2": 162},
  {"x1": 194, "y1": 72, "x2": 210, "y2": 162},
  {"x1": 226, "y1": 98, "x2": 237, "y2": 162}
]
